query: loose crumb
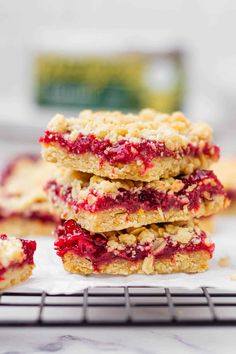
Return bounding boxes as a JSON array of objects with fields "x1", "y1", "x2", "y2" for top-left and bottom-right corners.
[{"x1": 218, "y1": 257, "x2": 229, "y2": 268}]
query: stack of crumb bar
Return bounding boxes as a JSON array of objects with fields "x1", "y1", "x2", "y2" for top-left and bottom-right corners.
[{"x1": 40, "y1": 109, "x2": 229, "y2": 275}]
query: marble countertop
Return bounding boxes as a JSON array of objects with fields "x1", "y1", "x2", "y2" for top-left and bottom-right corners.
[{"x1": 1, "y1": 327, "x2": 236, "y2": 354}]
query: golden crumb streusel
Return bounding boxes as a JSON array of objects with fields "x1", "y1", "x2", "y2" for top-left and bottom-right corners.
[
  {"x1": 46, "y1": 110, "x2": 213, "y2": 151},
  {"x1": 0, "y1": 238, "x2": 25, "y2": 268},
  {"x1": 105, "y1": 222, "x2": 204, "y2": 252},
  {"x1": 53, "y1": 166, "x2": 186, "y2": 200}
]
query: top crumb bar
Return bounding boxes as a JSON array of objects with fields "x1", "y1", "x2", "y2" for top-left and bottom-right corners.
[{"x1": 40, "y1": 109, "x2": 220, "y2": 181}]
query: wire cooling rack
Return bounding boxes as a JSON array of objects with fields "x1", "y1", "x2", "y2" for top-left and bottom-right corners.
[{"x1": 1, "y1": 287, "x2": 236, "y2": 326}]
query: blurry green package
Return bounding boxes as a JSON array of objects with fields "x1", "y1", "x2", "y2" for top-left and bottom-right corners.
[{"x1": 33, "y1": 30, "x2": 185, "y2": 112}]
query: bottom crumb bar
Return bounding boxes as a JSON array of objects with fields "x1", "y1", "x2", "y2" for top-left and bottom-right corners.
[
  {"x1": 55, "y1": 220, "x2": 214, "y2": 275},
  {"x1": 0, "y1": 234, "x2": 36, "y2": 290}
]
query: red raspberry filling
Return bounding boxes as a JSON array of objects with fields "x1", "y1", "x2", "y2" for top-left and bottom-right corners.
[
  {"x1": 54, "y1": 220, "x2": 214, "y2": 271},
  {"x1": 46, "y1": 170, "x2": 225, "y2": 214},
  {"x1": 40, "y1": 131, "x2": 220, "y2": 168},
  {"x1": 20, "y1": 239, "x2": 37, "y2": 264},
  {"x1": 0, "y1": 235, "x2": 36, "y2": 278}
]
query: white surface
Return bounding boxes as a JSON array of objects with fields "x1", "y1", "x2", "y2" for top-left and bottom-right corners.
[
  {"x1": 11, "y1": 216, "x2": 236, "y2": 294},
  {"x1": 1, "y1": 327, "x2": 236, "y2": 354}
]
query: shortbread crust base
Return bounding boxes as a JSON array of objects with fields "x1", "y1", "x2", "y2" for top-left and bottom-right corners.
[
  {"x1": 0, "y1": 264, "x2": 34, "y2": 291},
  {"x1": 54, "y1": 195, "x2": 226, "y2": 232},
  {"x1": 62, "y1": 250, "x2": 210, "y2": 275},
  {"x1": 42, "y1": 145, "x2": 215, "y2": 181},
  {"x1": 0, "y1": 217, "x2": 54, "y2": 236}
]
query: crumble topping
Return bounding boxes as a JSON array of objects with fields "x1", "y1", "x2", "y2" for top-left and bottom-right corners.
[
  {"x1": 52, "y1": 167, "x2": 218, "y2": 200},
  {"x1": 141, "y1": 255, "x2": 155, "y2": 274},
  {"x1": 0, "y1": 237, "x2": 25, "y2": 268},
  {"x1": 118, "y1": 233, "x2": 137, "y2": 246},
  {"x1": 45, "y1": 110, "x2": 213, "y2": 150},
  {"x1": 137, "y1": 229, "x2": 156, "y2": 244},
  {"x1": 104, "y1": 222, "x2": 202, "y2": 251},
  {"x1": 169, "y1": 227, "x2": 194, "y2": 244},
  {"x1": 48, "y1": 113, "x2": 68, "y2": 133}
]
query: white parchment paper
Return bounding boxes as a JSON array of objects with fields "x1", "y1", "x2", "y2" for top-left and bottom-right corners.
[{"x1": 12, "y1": 216, "x2": 236, "y2": 294}]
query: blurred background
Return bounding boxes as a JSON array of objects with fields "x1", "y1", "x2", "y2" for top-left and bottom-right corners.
[{"x1": 0, "y1": 0, "x2": 236, "y2": 156}]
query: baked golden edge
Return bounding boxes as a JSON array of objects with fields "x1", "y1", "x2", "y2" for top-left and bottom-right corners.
[
  {"x1": 50, "y1": 195, "x2": 227, "y2": 232},
  {"x1": 42, "y1": 145, "x2": 214, "y2": 182},
  {"x1": 0, "y1": 263, "x2": 34, "y2": 291},
  {"x1": 62, "y1": 250, "x2": 210, "y2": 275}
]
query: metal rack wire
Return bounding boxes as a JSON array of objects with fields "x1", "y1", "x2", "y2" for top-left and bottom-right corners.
[{"x1": 1, "y1": 287, "x2": 236, "y2": 326}]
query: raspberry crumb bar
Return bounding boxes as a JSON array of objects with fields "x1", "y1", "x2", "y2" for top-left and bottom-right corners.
[
  {"x1": 0, "y1": 234, "x2": 36, "y2": 290},
  {"x1": 55, "y1": 219, "x2": 214, "y2": 275},
  {"x1": 213, "y1": 158, "x2": 236, "y2": 212},
  {"x1": 40, "y1": 109, "x2": 220, "y2": 181},
  {"x1": 46, "y1": 168, "x2": 228, "y2": 232},
  {"x1": 0, "y1": 155, "x2": 58, "y2": 236}
]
